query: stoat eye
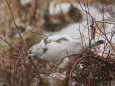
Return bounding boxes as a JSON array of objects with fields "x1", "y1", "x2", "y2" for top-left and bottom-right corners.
[{"x1": 29, "y1": 50, "x2": 32, "y2": 54}]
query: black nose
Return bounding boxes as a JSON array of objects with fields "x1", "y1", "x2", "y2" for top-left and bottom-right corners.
[{"x1": 96, "y1": 40, "x2": 105, "y2": 44}]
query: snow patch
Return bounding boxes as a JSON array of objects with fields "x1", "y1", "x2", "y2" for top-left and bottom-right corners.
[
  {"x1": 49, "y1": 1, "x2": 71, "y2": 15},
  {"x1": 44, "y1": 3, "x2": 115, "y2": 58},
  {"x1": 20, "y1": 0, "x2": 32, "y2": 6}
]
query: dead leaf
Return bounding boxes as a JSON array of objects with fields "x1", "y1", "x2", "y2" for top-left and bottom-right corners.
[{"x1": 89, "y1": 19, "x2": 96, "y2": 40}]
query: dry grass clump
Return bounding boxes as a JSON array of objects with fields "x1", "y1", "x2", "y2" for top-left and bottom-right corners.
[{"x1": 68, "y1": 54, "x2": 115, "y2": 86}]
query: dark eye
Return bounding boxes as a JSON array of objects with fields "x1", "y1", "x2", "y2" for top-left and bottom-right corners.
[{"x1": 29, "y1": 50, "x2": 32, "y2": 54}]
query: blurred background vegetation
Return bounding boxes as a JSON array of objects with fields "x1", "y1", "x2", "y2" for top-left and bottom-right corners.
[{"x1": 0, "y1": 0, "x2": 114, "y2": 46}]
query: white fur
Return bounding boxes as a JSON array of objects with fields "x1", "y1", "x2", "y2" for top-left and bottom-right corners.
[{"x1": 28, "y1": 34, "x2": 100, "y2": 62}]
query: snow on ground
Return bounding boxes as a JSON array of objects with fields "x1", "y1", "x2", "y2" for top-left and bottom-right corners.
[
  {"x1": 49, "y1": 1, "x2": 71, "y2": 15},
  {"x1": 44, "y1": 2, "x2": 114, "y2": 41},
  {"x1": 20, "y1": 0, "x2": 32, "y2": 6}
]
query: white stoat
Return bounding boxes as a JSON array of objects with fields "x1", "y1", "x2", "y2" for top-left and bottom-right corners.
[{"x1": 28, "y1": 34, "x2": 104, "y2": 62}]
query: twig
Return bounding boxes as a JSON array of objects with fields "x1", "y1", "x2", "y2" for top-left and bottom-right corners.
[
  {"x1": 28, "y1": 56, "x2": 41, "y2": 78},
  {"x1": 5, "y1": 0, "x2": 27, "y2": 53},
  {"x1": 0, "y1": 36, "x2": 27, "y2": 56},
  {"x1": 29, "y1": 30, "x2": 48, "y2": 38},
  {"x1": 68, "y1": 55, "x2": 85, "y2": 86},
  {"x1": 96, "y1": 21, "x2": 115, "y2": 24},
  {"x1": 77, "y1": 0, "x2": 115, "y2": 51}
]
